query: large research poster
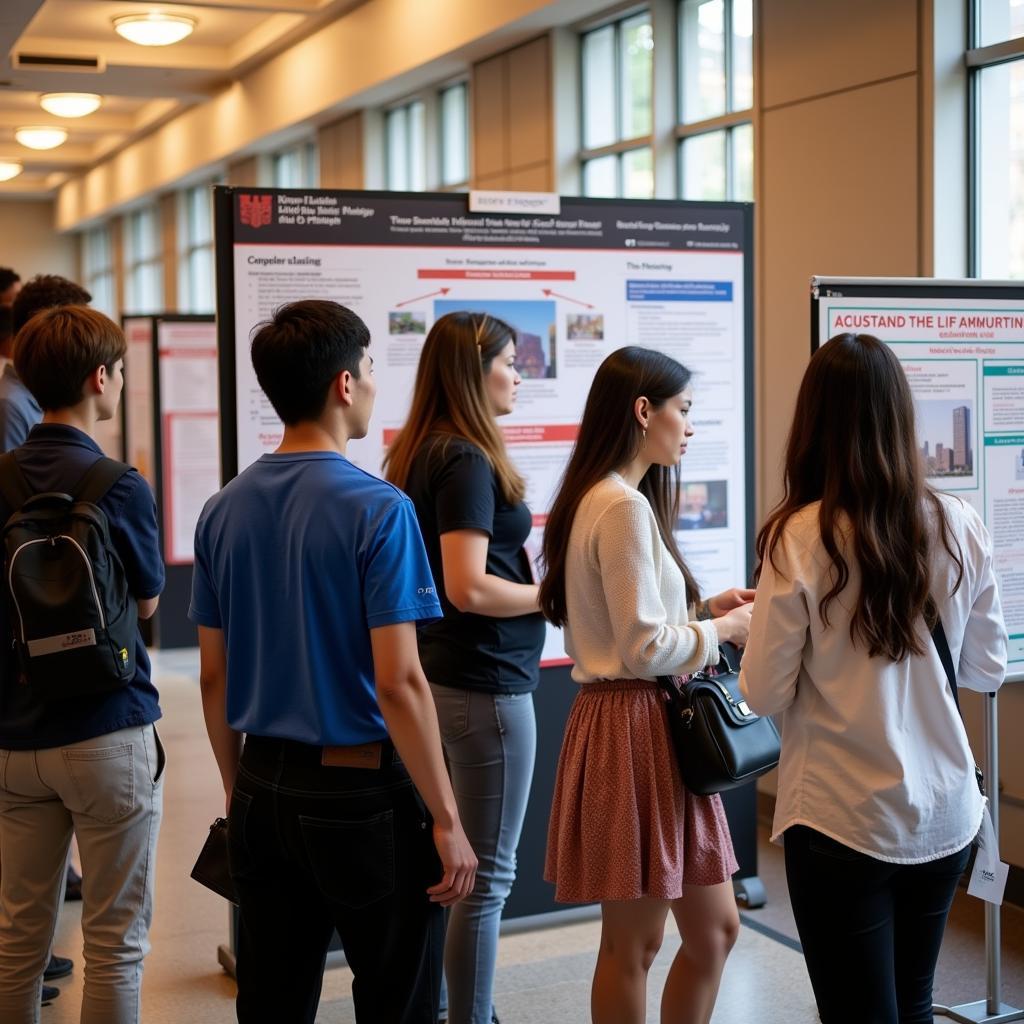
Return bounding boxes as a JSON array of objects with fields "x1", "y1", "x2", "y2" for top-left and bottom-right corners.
[
  {"x1": 216, "y1": 188, "x2": 753, "y2": 662},
  {"x1": 813, "y1": 278, "x2": 1024, "y2": 671}
]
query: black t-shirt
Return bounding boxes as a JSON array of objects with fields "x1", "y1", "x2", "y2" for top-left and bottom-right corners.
[{"x1": 404, "y1": 436, "x2": 545, "y2": 693}]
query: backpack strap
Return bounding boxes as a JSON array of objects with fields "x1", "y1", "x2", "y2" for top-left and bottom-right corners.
[
  {"x1": 73, "y1": 457, "x2": 134, "y2": 507},
  {"x1": 931, "y1": 618, "x2": 962, "y2": 717},
  {"x1": 0, "y1": 451, "x2": 34, "y2": 513}
]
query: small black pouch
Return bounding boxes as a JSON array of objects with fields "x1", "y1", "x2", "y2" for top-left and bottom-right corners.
[{"x1": 190, "y1": 817, "x2": 238, "y2": 904}]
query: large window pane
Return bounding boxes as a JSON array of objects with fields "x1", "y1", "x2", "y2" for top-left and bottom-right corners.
[
  {"x1": 978, "y1": 60, "x2": 1024, "y2": 278},
  {"x1": 680, "y1": 130, "x2": 726, "y2": 200},
  {"x1": 408, "y1": 101, "x2": 426, "y2": 192},
  {"x1": 731, "y1": 0, "x2": 754, "y2": 110},
  {"x1": 623, "y1": 147, "x2": 654, "y2": 198},
  {"x1": 582, "y1": 25, "x2": 617, "y2": 149},
  {"x1": 620, "y1": 13, "x2": 654, "y2": 141},
  {"x1": 386, "y1": 106, "x2": 409, "y2": 191},
  {"x1": 441, "y1": 84, "x2": 469, "y2": 186},
  {"x1": 730, "y1": 122, "x2": 753, "y2": 200},
  {"x1": 582, "y1": 155, "x2": 618, "y2": 197},
  {"x1": 980, "y1": 0, "x2": 1024, "y2": 47},
  {"x1": 681, "y1": 0, "x2": 726, "y2": 123}
]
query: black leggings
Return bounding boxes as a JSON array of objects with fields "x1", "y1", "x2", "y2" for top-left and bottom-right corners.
[{"x1": 784, "y1": 825, "x2": 971, "y2": 1024}]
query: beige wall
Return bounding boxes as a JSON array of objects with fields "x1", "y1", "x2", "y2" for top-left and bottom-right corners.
[
  {"x1": 0, "y1": 200, "x2": 79, "y2": 283},
  {"x1": 318, "y1": 112, "x2": 366, "y2": 190}
]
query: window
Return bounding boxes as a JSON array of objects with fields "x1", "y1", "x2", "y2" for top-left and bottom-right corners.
[
  {"x1": 677, "y1": 0, "x2": 754, "y2": 201},
  {"x1": 272, "y1": 141, "x2": 318, "y2": 189},
  {"x1": 580, "y1": 11, "x2": 655, "y2": 198},
  {"x1": 123, "y1": 207, "x2": 163, "y2": 314},
  {"x1": 82, "y1": 226, "x2": 116, "y2": 319},
  {"x1": 972, "y1": 2, "x2": 1024, "y2": 278},
  {"x1": 440, "y1": 82, "x2": 470, "y2": 188},
  {"x1": 177, "y1": 184, "x2": 216, "y2": 314},
  {"x1": 386, "y1": 100, "x2": 427, "y2": 191}
]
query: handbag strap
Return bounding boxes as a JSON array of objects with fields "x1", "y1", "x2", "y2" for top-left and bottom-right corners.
[{"x1": 931, "y1": 618, "x2": 963, "y2": 719}]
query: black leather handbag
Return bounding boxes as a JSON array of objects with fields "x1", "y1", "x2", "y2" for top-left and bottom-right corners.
[
  {"x1": 190, "y1": 817, "x2": 238, "y2": 904},
  {"x1": 658, "y1": 645, "x2": 781, "y2": 796}
]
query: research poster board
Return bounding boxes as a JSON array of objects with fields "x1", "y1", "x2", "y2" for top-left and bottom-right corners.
[
  {"x1": 215, "y1": 187, "x2": 754, "y2": 663},
  {"x1": 122, "y1": 316, "x2": 156, "y2": 488},
  {"x1": 812, "y1": 277, "x2": 1024, "y2": 673},
  {"x1": 156, "y1": 319, "x2": 221, "y2": 565}
]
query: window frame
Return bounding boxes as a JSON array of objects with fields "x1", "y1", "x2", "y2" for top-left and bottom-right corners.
[
  {"x1": 271, "y1": 140, "x2": 319, "y2": 190},
  {"x1": 122, "y1": 205, "x2": 163, "y2": 315},
  {"x1": 177, "y1": 182, "x2": 217, "y2": 314},
  {"x1": 81, "y1": 225, "x2": 117, "y2": 320},
  {"x1": 675, "y1": 0, "x2": 754, "y2": 202},
  {"x1": 579, "y1": 8, "x2": 655, "y2": 198},
  {"x1": 966, "y1": 2, "x2": 1024, "y2": 276}
]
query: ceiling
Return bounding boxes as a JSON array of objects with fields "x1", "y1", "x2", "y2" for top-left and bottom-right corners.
[{"x1": 0, "y1": 0, "x2": 360, "y2": 198}]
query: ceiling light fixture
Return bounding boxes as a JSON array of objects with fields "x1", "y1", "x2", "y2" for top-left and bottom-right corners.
[
  {"x1": 113, "y1": 13, "x2": 196, "y2": 46},
  {"x1": 0, "y1": 162, "x2": 23, "y2": 182},
  {"x1": 15, "y1": 126, "x2": 68, "y2": 150},
  {"x1": 40, "y1": 93, "x2": 102, "y2": 118}
]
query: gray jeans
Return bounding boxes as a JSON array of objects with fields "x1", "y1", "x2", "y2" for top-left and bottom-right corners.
[
  {"x1": 430, "y1": 684, "x2": 536, "y2": 1024},
  {"x1": 0, "y1": 723, "x2": 164, "y2": 1024}
]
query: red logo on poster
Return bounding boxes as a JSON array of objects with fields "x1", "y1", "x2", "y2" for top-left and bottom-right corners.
[{"x1": 239, "y1": 194, "x2": 272, "y2": 228}]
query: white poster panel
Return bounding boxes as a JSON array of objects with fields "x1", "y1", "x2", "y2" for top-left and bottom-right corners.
[
  {"x1": 225, "y1": 191, "x2": 752, "y2": 664},
  {"x1": 816, "y1": 288, "x2": 1024, "y2": 668},
  {"x1": 157, "y1": 319, "x2": 220, "y2": 565}
]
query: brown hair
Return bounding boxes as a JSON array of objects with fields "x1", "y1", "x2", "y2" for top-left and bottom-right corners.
[
  {"x1": 384, "y1": 311, "x2": 525, "y2": 503},
  {"x1": 539, "y1": 346, "x2": 700, "y2": 627},
  {"x1": 14, "y1": 305, "x2": 126, "y2": 411},
  {"x1": 756, "y1": 333, "x2": 963, "y2": 661}
]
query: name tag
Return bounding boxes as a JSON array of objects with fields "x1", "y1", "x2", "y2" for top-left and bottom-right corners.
[{"x1": 967, "y1": 804, "x2": 1009, "y2": 906}]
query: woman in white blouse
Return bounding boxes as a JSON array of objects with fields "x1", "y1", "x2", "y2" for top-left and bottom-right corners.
[
  {"x1": 540, "y1": 347, "x2": 753, "y2": 1024},
  {"x1": 741, "y1": 333, "x2": 1007, "y2": 1024}
]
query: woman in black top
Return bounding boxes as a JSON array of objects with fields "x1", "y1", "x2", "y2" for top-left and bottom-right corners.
[{"x1": 386, "y1": 312, "x2": 544, "y2": 1024}]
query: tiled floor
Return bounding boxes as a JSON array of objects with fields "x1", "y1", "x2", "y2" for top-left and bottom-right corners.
[{"x1": 40, "y1": 649, "x2": 1024, "y2": 1022}]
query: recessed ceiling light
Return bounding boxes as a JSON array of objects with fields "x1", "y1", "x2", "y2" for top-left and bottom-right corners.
[
  {"x1": 113, "y1": 13, "x2": 196, "y2": 46},
  {"x1": 40, "y1": 93, "x2": 102, "y2": 118},
  {"x1": 15, "y1": 126, "x2": 68, "y2": 150},
  {"x1": 0, "y1": 162, "x2": 23, "y2": 182}
]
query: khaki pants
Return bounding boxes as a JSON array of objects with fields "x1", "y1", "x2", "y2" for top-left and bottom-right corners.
[{"x1": 0, "y1": 723, "x2": 164, "y2": 1024}]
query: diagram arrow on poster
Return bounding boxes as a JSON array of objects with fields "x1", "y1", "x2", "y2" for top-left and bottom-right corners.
[
  {"x1": 395, "y1": 287, "x2": 450, "y2": 308},
  {"x1": 542, "y1": 288, "x2": 594, "y2": 309}
]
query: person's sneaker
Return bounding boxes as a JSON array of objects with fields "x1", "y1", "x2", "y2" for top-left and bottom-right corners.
[
  {"x1": 64, "y1": 865, "x2": 82, "y2": 901},
  {"x1": 41, "y1": 985, "x2": 60, "y2": 1006},
  {"x1": 43, "y1": 955, "x2": 73, "y2": 981}
]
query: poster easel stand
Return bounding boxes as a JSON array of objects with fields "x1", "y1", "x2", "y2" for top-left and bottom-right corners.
[{"x1": 935, "y1": 687, "x2": 1024, "y2": 1024}]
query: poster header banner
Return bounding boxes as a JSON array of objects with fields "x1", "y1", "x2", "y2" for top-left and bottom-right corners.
[{"x1": 233, "y1": 189, "x2": 747, "y2": 252}]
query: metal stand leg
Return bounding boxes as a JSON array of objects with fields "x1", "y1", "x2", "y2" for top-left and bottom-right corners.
[{"x1": 935, "y1": 691, "x2": 1024, "y2": 1024}]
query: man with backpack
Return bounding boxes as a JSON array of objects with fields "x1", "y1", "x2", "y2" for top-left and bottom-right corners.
[
  {"x1": 190, "y1": 300, "x2": 476, "y2": 1023},
  {"x1": 0, "y1": 305, "x2": 164, "y2": 1024}
]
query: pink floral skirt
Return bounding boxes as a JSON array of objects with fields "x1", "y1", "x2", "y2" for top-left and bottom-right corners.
[{"x1": 545, "y1": 678, "x2": 739, "y2": 903}]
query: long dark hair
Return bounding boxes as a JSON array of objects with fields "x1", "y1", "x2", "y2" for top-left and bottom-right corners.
[
  {"x1": 384, "y1": 311, "x2": 525, "y2": 503},
  {"x1": 539, "y1": 347, "x2": 699, "y2": 627},
  {"x1": 756, "y1": 333, "x2": 963, "y2": 661}
]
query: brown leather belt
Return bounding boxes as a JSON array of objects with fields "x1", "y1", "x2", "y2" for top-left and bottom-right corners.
[{"x1": 320, "y1": 741, "x2": 383, "y2": 769}]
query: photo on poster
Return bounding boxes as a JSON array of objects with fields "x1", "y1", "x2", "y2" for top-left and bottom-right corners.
[
  {"x1": 434, "y1": 298, "x2": 557, "y2": 378},
  {"x1": 566, "y1": 313, "x2": 604, "y2": 340},
  {"x1": 916, "y1": 398, "x2": 976, "y2": 482},
  {"x1": 677, "y1": 479, "x2": 728, "y2": 530},
  {"x1": 389, "y1": 310, "x2": 426, "y2": 335}
]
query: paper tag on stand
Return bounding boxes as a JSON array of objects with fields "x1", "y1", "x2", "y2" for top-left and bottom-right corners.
[{"x1": 967, "y1": 804, "x2": 1009, "y2": 906}]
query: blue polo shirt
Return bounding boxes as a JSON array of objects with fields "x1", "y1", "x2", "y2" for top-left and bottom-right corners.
[
  {"x1": 0, "y1": 424, "x2": 164, "y2": 750},
  {"x1": 0, "y1": 365, "x2": 42, "y2": 453},
  {"x1": 189, "y1": 451, "x2": 443, "y2": 746}
]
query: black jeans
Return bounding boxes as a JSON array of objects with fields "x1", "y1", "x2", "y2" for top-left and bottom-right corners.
[
  {"x1": 784, "y1": 825, "x2": 972, "y2": 1024},
  {"x1": 228, "y1": 735, "x2": 444, "y2": 1024}
]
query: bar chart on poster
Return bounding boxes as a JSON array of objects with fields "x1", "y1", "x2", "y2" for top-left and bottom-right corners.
[
  {"x1": 215, "y1": 187, "x2": 754, "y2": 664},
  {"x1": 812, "y1": 277, "x2": 1024, "y2": 672}
]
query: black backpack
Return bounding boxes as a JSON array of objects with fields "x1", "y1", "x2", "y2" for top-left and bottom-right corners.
[{"x1": 0, "y1": 453, "x2": 138, "y2": 702}]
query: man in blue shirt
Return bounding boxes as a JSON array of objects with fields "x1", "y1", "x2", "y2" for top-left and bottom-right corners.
[
  {"x1": 0, "y1": 276, "x2": 92, "y2": 453},
  {"x1": 190, "y1": 300, "x2": 476, "y2": 1024}
]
